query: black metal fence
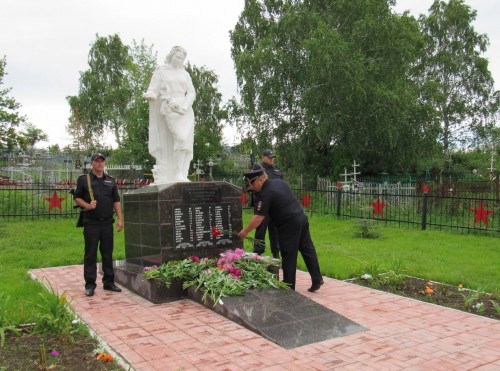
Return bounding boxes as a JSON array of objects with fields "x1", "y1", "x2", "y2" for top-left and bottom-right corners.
[
  {"x1": 285, "y1": 186, "x2": 499, "y2": 237},
  {"x1": 1, "y1": 181, "x2": 498, "y2": 237},
  {"x1": 0, "y1": 183, "x2": 148, "y2": 221}
]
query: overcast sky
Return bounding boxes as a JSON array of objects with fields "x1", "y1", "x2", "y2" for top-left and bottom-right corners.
[{"x1": 1, "y1": 0, "x2": 498, "y2": 148}]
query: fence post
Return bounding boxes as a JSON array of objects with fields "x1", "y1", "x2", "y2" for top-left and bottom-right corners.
[
  {"x1": 496, "y1": 170, "x2": 499, "y2": 204},
  {"x1": 421, "y1": 183, "x2": 429, "y2": 230},
  {"x1": 336, "y1": 181, "x2": 342, "y2": 217}
]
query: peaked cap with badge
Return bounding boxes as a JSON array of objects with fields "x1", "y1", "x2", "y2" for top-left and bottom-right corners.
[{"x1": 243, "y1": 164, "x2": 265, "y2": 190}]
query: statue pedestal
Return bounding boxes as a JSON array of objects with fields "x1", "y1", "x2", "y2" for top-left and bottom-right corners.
[{"x1": 113, "y1": 181, "x2": 243, "y2": 302}]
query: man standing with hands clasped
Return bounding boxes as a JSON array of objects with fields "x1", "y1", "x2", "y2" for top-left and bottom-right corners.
[
  {"x1": 74, "y1": 153, "x2": 123, "y2": 297},
  {"x1": 238, "y1": 164, "x2": 324, "y2": 292}
]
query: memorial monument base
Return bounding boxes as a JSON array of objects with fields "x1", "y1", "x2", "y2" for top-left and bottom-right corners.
[
  {"x1": 123, "y1": 181, "x2": 243, "y2": 265},
  {"x1": 115, "y1": 181, "x2": 243, "y2": 303},
  {"x1": 111, "y1": 260, "x2": 187, "y2": 304}
]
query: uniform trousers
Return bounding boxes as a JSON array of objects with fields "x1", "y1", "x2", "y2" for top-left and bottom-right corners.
[
  {"x1": 277, "y1": 212, "x2": 322, "y2": 290},
  {"x1": 254, "y1": 216, "x2": 280, "y2": 257},
  {"x1": 83, "y1": 223, "x2": 115, "y2": 289}
]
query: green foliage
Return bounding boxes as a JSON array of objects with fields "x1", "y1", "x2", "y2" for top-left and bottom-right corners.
[
  {"x1": 0, "y1": 293, "x2": 21, "y2": 347},
  {"x1": 230, "y1": 0, "x2": 438, "y2": 178},
  {"x1": 229, "y1": 1, "x2": 499, "y2": 179},
  {"x1": 187, "y1": 63, "x2": 227, "y2": 165},
  {"x1": 286, "y1": 211, "x2": 500, "y2": 291},
  {"x1": 112, "y1": 39, "x2": 157, "y2": 169},
  {"x1": 360, "y1": 260, "x2": 384, "y2": 278},
  {"x1": 377, "y1": 255, "x2": 409, "y2": 289},
  {"x1": 32, "y1": 283, "x2": 77, "y2": 336},
  {"x1": 353, "y1": 219, "x2": 381, "y2": 239},
  {"x1": 0, "y1": 218, "x2": 125, "y2": 325},
  {"x1": 449, "y1": 149, "x2": 499, "y2": 175},
  {"x1": 21, "y1": 123, "x2": 48, "y2": 148},
  {"x1": 0, "y1": 56, "x2": 28, "y2": 150},
  {"x1": 461, "y1": 285, "x2": 491, "y2": 311},
  {"x1": 143, "y1": 258, "x2": 207, "y2": 287},
  {"x1": 388, "y1": 255, "x2": 407, "y2": 276},
  {"x1": 188, "y1": 269, "x2": 247, "y2": 306},
  {"x1": 354, "y1": 256, "x2": 407, "y2": 290},
  {"x1": 418, "y1": 0, "x2": 499, "y2": 153},
  {"x1": 71, "y1": 34, "x2": 132, "y2": 148},
  {"x1": 38, "y1": 342, "x2": 48, "y2": 369},
  {"x1": 489, "y1": 300, "x2": 500, "y2": 316},
  {"x1": 376, "y1": 271, "x2": 406, "y2": 290}
]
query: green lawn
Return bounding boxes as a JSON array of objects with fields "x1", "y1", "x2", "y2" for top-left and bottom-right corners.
[
  {"x1": 0, "y1": 213, "x2": 498, "y2": 325},
  {"x1": 242, "y1": 210, "x2": 499, "y2": 291}
]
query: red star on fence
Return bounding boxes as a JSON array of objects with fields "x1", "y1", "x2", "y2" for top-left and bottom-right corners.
[
  {"x1": 301, "y1": 194, "x2": 312, "y2": 208},
  {"x1": 371, "y1": 196, "x2": 386, "y2": 216},
  {"x1": 44, "y1": 191, "x2": 65, "y2": 211},
  {"x1": 470, "y1": 201, "x2": 493, "y2": 227}
]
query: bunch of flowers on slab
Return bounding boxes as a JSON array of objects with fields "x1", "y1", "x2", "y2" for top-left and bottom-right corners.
[{"x1": 143, "y1": 248, "x2": 287, "y2": 305}]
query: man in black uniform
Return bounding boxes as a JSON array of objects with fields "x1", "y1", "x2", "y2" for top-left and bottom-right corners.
[
  {"x1": 238, "y1": 164, "x2": 324, "y2": 292},
  {"x1": 74, "y1": 153, "x2": 123, "y2": 297},
  {"x1": 253, "y1": 149, "x2": 283, "y2": 258}
]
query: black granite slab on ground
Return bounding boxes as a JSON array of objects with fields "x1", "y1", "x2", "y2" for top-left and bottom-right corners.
[
  {"x1": 188, "y1": 287, "x2": 367, "y2": 349},
  {"x1": 111, "y1": 261, "x2": 366, "y2": 348}
]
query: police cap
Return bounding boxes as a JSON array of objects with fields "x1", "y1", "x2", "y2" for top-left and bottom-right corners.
[
  {"x1": 262, "y1": 149, "x2": 275, "y2": 158},
  {"x1": 91, "y1": 153, "x2": 105, "y2": 162},
  {"x1": 243, "y1": 164, "x2": 264, "y2": 190}
]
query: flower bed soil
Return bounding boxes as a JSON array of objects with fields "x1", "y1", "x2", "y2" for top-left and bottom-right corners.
[
  {"x1": 0, "y1": 333, "x2": 123, "y2": 370},
  {"x1": 349, "y1": 275, "x2": 499, "y2": 320}
]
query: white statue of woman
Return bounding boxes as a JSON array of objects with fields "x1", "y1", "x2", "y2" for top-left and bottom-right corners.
[{"x1": 143, "y1": 46, "x2": 196, "y2": 183}]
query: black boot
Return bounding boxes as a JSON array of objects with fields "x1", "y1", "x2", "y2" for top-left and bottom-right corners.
[{"x1": 308, "y1": 281, "x2": 324, "y2": 292}]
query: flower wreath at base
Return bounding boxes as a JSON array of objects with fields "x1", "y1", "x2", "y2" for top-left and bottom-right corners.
[{"x1": 143, "y1": 248, "x2": 288, "y2": 306}]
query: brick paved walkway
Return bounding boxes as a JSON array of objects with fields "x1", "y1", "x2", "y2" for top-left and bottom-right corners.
[{"x1": 30, "y1": 265, "x2": 500, "y2": 370}]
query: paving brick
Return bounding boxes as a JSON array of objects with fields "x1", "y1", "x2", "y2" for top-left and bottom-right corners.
[{"x1": 30, "y1": 266, "x2": 500, "y2": 371}]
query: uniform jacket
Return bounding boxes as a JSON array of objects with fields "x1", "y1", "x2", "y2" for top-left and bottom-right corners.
[{"x1": 73, "y1": 172, "x2": 120, "y2": 224}]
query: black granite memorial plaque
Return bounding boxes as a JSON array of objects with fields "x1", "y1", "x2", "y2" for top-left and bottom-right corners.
[
  {"x1": 213, "y1": 203, "x2": 233, "y2": 247},
  {"x1": 172, "y1": 205, "x2": 195, "y2": 250},
  {"x1": 172, "y1": 203, "x2": 235, "y2": 250},
  {"x1": 121, "y1": 181, "x2": 243, "y2": 266},
  {"x1": 193, "y1": 204, "x2": 213, "y2": 248},
  {"x1": 182, "y1": 185, "x2": 221, "y2": 203}
]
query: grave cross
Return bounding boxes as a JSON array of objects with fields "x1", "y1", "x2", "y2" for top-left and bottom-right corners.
[
  {"x1": 340, "y1": 168, "x2": 350, "y2": 183},
  {"x1": 488, "y1": 151, "x2": 496, "y2": 173},
  {"x1": 352, "y1": 160, "x2": 361, "y2": 183}
]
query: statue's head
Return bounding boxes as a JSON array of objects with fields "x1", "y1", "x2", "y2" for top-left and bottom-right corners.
[{"x1": 165, "y1": 46, "x2": 187, "y2": 65}]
